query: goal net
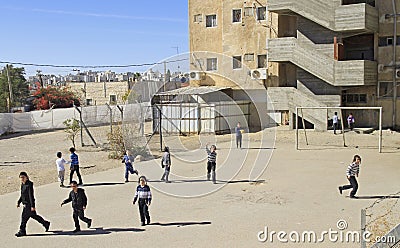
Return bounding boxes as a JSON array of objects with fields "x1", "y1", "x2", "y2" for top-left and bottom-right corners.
[{"x1": 295, "y1": 106, "x2": 383, "y2": 153}]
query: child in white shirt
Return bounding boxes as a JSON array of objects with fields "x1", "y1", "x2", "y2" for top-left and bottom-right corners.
[{"x1": 56, "y1": 152, "x2": 68, "y2": 187}]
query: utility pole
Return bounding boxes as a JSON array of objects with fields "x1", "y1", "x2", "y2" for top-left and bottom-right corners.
[
  {"x1": 5, "y1": 64, "x2": 13, "y2": 113},
  {"x1": 164, "y1": 61, "x2": 167, "y2": 92},
  {"x1": 393, "y1": 0, "x2": 398, "y2": 129}
]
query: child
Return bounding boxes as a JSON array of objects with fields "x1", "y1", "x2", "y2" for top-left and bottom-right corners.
[
  {"x1": 332, "y1": 112, "x2": 338, "y2": 135},
  {"x1": 122, "y1": 150, "x2": 138, "y2": 183},
  {"x1": 61, "y1": 181, "x2": 92, "y2": 233},
  {"x1": 235, "y1": 122, "x2": 243, "y2": 149},
  {"x1": 56, "y1": 152, "x2": 67, "y2": 187},
  {"x1": 15, "y1": 172, "x2": 50, "y2": 237},
  {"x1": 206, "y1": 143, "x2": 217, "y2": 184},
  {"x1": 338, "y1": 155, "x2": 361, "y2": 199},
  {"x1": 347, "y1": 113, "x2": 355, "y2": 130},
  {"x1": 133, "y1": 176, "x2": 152, "y2": 226},
  {"x1": 160, "y1": 146, "x2": 171, "y2": 183},
  {"x1": 69, "y1": 147, "x2": 83, "y2": 185}
]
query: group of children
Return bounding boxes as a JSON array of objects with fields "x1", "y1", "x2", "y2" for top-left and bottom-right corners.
[
  {"x1": 55, "y1": 147, "x2": 83, "y2": 187},
  {"x1": 15, "y1": 140, "x2": 361, "y2": 236}
]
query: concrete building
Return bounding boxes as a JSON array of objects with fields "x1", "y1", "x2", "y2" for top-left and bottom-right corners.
[
  {"x1": 67, "y1": 81, "x2": 130, "y2": 106},
  {"x1": 189, "y1": 0, "x2": 276, "y2": 131},
  {"x1": 189, "y1": 0, "x2": 400, "y2": 130}
]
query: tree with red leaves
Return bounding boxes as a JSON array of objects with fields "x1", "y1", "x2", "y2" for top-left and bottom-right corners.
[{"x1": 33, "y1": 83, "x2": 80, "y2": 110}]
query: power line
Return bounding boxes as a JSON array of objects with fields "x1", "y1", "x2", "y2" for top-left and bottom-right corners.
[{"x1": 0, "y1": 58, "x2": 189, "y2": 69}]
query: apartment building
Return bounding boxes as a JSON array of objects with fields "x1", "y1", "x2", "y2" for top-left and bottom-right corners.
[
  {"x1": 190, "y1": 0, "x2": 400, "y2": 130},
  {"x1": 189, "y1": 0, "x2": 278, "y2": 130}
]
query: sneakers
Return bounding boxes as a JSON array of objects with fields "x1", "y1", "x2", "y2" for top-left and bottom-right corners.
[
  {"x1": 15, "y1": 231, "x2": 26, "y2": 237},
  {"x1": 125, "y1": 180, "x2": 129, "y2": 183},
  {"x1": 87, "y1": 219, "x2": 92, "y2": 228},
  {"x1": 350, "y1": 195, "x2": 358, "y2": 199},
  {"x1": 73, "y1": 229, "x2": 81, "y2": 233},
  {"x1": 147, "y1": 219, "x2": 150, "y2": 225},
  {"x1": 44, "y1": 221, "x2": 50, "y2": 232},
  {"x1": 141, "y1": 222, "x2": 145, "y2": 226},
  {"x1": 338, "y1": 187, "x2": 343, "y2": 195}
]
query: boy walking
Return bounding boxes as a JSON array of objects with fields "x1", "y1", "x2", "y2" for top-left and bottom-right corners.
[
  {"x1": 69, "y1": 147, "x2": 83, "y2": 185},
  {"x1": 133, "y1": 176, "x2": 152, "y2": 226},
  {"x1": 122, "y1": 150, "x2": 138, "y2": 183},
  {"x1": 56, "y1": 152, "x2": 67, "y2": 187},
  {"x1": 160, "y1": 146, "x2": 171, "y2": 183},
  {"x1": 61, "y1": 181, "x2": 92, "y2": 233},
  {"x1": 235, "y1": 122, "x2": 243, "y2": 149},
  {"x1": 15, "y1": 172, "x2": 50, "y2": 237},
  {"x1": 332, "y1": 112, "x2": 338, "y2": 135},
  {"x1": 206, "y1": 144, "x2": 217, "y2": 184},
  {"x1": 339, "y1": 155, "x2": 361, "y2": 199}
]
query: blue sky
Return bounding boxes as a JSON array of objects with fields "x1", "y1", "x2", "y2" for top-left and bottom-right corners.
[{"x1": 0, "y1": 0, "x2": 188, "y2": 75}]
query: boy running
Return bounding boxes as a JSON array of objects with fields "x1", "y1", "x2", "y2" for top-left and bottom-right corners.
[{"x1": 338, "y1": 155, "x2": 361, "y2": 199}]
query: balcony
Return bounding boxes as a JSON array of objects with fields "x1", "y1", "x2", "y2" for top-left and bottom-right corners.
[
  {"x1": 268, "y1": 37, "x2": 377, "y2": 86},
  {"x1": 268, "y1": 0, "x2": 378, "y2": 32}
]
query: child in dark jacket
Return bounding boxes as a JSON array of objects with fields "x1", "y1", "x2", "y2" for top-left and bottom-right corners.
[
  {"x1": 61, "y1": 181, "x2": 92, "y2": 233},
  {"x1": 133, "y1": 176, "x2": 152, "y2": 226}
]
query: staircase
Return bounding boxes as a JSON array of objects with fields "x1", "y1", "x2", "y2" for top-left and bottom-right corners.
[
  {"x1": 268, "y1": 31, "x2": 378, "y2": 87},
  {"x1": 267, "y1": 87, "x2": 340, "y2": 130},
  {"x1": 268, "y1": 0, "x2": 378, "y2": 32}
]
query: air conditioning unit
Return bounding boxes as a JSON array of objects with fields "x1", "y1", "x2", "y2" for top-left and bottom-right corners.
[
  {"x1": 396, "y1": 69, "x2": 400, "y2": 79},
  {"x1": 378, "y1": 64, "x2": 385, "y2": 73},
  {"x1": 251, "y1": 68, "x2": 268, "y2": 80},
  {"x1": 189, "y1": 71, "x2": 206, "y2": 80}
]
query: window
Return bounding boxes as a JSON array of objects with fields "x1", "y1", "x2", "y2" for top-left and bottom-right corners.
[
  {"x1": 109, "y1": 95, "x2": 117, "y2": 104},
  {"x1": 244, "y1": 53, "x2": 255, "y2": 61},
  {"x1": 378, "y1": 82, "x2": 400, "y2": 98},
  {"x1": 378, "y1": 36, "x2": 400, "y2": 46},
  {"x1": 206, "y1": 58, "x2": 218, "y2": 71},
  {"x1": 86, "y1": 99, "x2": 93, "y2": 106},
  {"x1": 194, "y1": 14, "x2": 203, "y2": 23},
  {"x1": 257, "y1": 7, "x2": 267, "y2": 21},
  {"x1": 232, "y1": 9, "x2": 242, "y2": 23},
  {"x1": 233, "y1": 56, "x2": 242, "y2": 69},
  {"x1": 342, "y1": 94, "x2": 367, "y2": 103},
  {"x1": 258, "y1": 54, "x2": 267, "y2": 68},
  {"x1": 244, "y1": 7, "x2": 254, "y2": 17},
  {"x1": 206, "y1": 15, "x2": 217, "y2": 27}
]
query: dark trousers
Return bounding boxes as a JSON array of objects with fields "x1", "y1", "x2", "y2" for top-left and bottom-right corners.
[
  {"x1": 125, "y1": 165, "x2": 138, "y2": 180},
  {"x1": 236, "y1": 135, "x2": 242, "y2": 148},
  {"x1": 73, "y1": 208, "x2": 91, "y2": 229},
  {"x1": 70, "y1": 165, "x2": 83, "y2": 184},
  {"x1": 19, "y1": 205, "x2": 47, "y2": 233},
  {"x1": 138, "y1": 199, "x2": 150, "y2": 224},
  {"x1": 342, "y1": 176, "x2": 358, "y2": 197},
  {"x1": 161, "y1": 166, "x2": 170, "y2": 181},
  {"x1": 333, "y1": 123, "x2": 338, "y2": 134},
  {"x1": 207, "y1": 162, "x2": 216, "y2": 183}
]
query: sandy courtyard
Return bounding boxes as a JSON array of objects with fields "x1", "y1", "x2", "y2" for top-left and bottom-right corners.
[{"x1": 0, "y1": 126, "x2": 399, "y2": 247}]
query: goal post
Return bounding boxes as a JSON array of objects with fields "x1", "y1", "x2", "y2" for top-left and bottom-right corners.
[{"x1": 295, "y1": 106, "x2": 383, "y2": 153}]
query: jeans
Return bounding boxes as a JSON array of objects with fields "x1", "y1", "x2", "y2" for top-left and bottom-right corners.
[
  {"x1": 342, "y1": 176, "x2": 358, "y2": 197},
  {"x1": 333, "y1": 123, "x2": 338, "y2": 134},
  {"x1": 19, "y1": 205, "x2": 47, "y2": 233},
  {"x1": 138, "y1": 199, "x2": 150, "y2": 224},
  {"x1": 125, "y1": 165, "x2": 138, "y2": 180},
  {"x1": 73, "y1": 208, "x2": 91, "y2": 229},
  {"x1": 70, "y1": 165, "x2": 83, "y2": 184},
  {"x1": 236, "y1": 135, "x2": 242, "y2": 148},
  {"x1": 58, "y1": 170, "x2": 65, "y2": 185},
  {"x1": 161, "y1": 166, "x2": 170, "y2": 181},
  {"x1": 207, "y1": 162, "x2": 216, "y2": 183}
]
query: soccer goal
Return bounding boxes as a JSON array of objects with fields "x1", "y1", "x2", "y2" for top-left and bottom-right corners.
[{"x1": 295, "y1": 106, "x2": 383, "y2": 153}]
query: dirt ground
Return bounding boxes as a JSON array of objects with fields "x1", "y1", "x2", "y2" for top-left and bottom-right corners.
[{"x1": 1, "y1": 125, "x2": 399, "y2": 195}]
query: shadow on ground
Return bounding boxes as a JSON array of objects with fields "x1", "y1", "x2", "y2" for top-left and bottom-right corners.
[
  {"x1": 148, "y1": 221, "x2": 211, "y2": 227},
  {"x1": 27, "y1": 227, "x2": 145, "y2": 237}
]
